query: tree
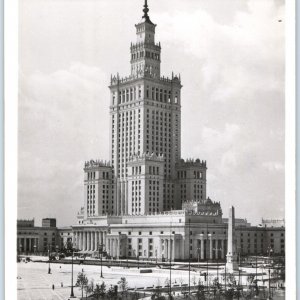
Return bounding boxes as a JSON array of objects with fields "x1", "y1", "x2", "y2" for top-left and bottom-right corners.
[
  {"x1": 195, "y1": 281, "x2": 205, "y2": 300},
  {"x1": 93, "y1": 284, "x2": 102, "y2": 300},
  {"x1": 85, "y1": 283, "x2": 93, "y2": 300},
  {"x1": 75, "y1": 272, "x2": 89, "y2": 300},
  {"x1": 192, "y1": 275, "x2": 197, "y2": 288},
  {"x1": 118, "y1": 277, "x2": 128, "y2": 299},
  {"x1": 107, "y1": 284, "x2": 118, "y2": 300}
]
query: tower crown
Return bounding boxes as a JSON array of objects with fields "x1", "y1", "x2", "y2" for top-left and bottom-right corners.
[
  {"x1": 142, "y1": 0, "x2": 154, "y2": 25},
  {"x1": 131, "y1": 0, "x2": 160, "y2": 78}
]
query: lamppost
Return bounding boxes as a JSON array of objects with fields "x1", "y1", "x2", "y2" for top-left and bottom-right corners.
[
  {"x1": 267, "y1": 246, "x2": 273, "y2": 300},
  {"x1": 126, "y1": 244, "x2": 129, "y2": 268},
  {"x1": 98, "y1": 243, "x2": 104, "y2": 278},
  {"x1": 169, "y1": 227, "x2": 174, "y2": 300},
  {"x1": 48, "y1": 243, "x2": 51, "y2": 274},
  {"x1": 188, "y1": 219, "x2": 191, "y2": 298},
  {"x1": 212, "y1": 247, "x2": 222, "y2": 286},
  {"x1": 70, "y1": 243, "x2": 75, "y2": 298}
]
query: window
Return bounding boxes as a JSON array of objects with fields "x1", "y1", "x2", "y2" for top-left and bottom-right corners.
[{"x1": 149, "y1": 231, "x2": 152, "y2": 235}]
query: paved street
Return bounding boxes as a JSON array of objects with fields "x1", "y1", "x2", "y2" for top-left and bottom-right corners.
[{"x1": 17, "y1": 260, "x2": 194, "y2": 300}]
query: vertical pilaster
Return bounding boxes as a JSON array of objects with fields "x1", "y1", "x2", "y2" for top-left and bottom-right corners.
[
  {"x1": 200, "y1": 234, "x2": 204, "y2": 260},
  {"x1": 172, "y1": 238, "x2": 175, "y2": 261},
  {"x1": 209, "y1": 234, "x2": 213, "y2": 260}
]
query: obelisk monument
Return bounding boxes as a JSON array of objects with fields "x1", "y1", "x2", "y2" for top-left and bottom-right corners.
[{"x1": 226, "y1": 206, "x2": 238, "y2": 272}]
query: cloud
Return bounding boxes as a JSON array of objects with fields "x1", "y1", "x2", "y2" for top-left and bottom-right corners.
[
  {"x1": 18, "y1": 62, "x2": 110, "y2": 225},
  {"x1": 262, "y1": 161, "x2": 284, "y2": 171},
  {"x1": 18, "y1": 0, "x2": 285, "y2": 226}
]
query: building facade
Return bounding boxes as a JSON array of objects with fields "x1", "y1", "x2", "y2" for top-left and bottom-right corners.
[
  {"x1": 17, "y1": 219, "x2": 61, "y2": 254},
  {"x1": 70, "y1": 1, "x2": 284, "y2": 261}
]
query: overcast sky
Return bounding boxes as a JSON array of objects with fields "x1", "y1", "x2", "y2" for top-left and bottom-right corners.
[{"x1": 18, "y1": 0, "x2": 285, "y2": 227}]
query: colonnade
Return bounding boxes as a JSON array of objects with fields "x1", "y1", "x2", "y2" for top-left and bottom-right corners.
[
  {"x1": 17, "y1": 237, "x2": 39, "y2": 253},
  {"x1": 161, "y1": 238, "x2": 176, "y2": 260},
  {"x1": 74, "y1": 231, "x2": 107, "y2": 251},
  {"x1": 196, "y1": 234, "x2": 226, "y2": 260},
  {"x1": 107, "y1": 237, "x2": 120, "y2": 258}
]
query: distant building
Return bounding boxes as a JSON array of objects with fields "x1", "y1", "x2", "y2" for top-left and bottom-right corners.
[
  {"x1": 261, "y1": 218, "x2": 285, "y2": 228},
  {"x1": 17, "y1": 218, "x2": 61, "y2": 253},
  {"x1": 222, "y1": 218, "x2": 251, "y2": 228},
  {"x1": 57, "y1": 226, "x2": 73, "y2": 248},
  {"x1": 42, "y1": 218, "x2": 57, "y2": 228}
]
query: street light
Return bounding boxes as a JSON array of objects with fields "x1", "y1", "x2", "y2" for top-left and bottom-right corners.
[
  {"x1": 48, "y1": 244, "x2": 51, "y2": 274},
  {"x1": 212, "y1": 247, "x2": 222, "y2": 286},
  {"x1": 70, "y1": 244, "x2": 75, "y2": 298},
  {"x1": 267, "y1": 246, "x2": 273, "y2": 300},
  {"x1": 188, "y1": 219, "x2": 191, "y2": 298},
  {"x1": 98, "y1": 243, "x2": 104, "y2": 278}
]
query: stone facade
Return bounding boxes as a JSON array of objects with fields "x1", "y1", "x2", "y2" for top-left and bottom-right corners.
[
  {"x1": 17, "y1": 219, "x2": 61, "y2": 253},
  {"x1": 66, "y1": 1, "x2": 285, "y2": 262}
]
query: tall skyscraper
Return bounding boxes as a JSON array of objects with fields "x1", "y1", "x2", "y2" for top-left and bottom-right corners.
[
  {"x1": 83, "y1": 0, "x2": 207, "y2": 218},
  {"x1": 72, "y1": 1, "x2": 284, "y2": 262},
  {"x1": 109, "y1": 0, "x2": 182, "y2": 215}
]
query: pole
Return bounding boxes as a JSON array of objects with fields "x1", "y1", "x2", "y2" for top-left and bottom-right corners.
[
  {"x1": 70, "y1": 247, "x2": 75, "y2": 297},
  {"x1": 188, "y1": 219, "x2": 191, "y2": 298},
  {"x1": 126, "y1": 244, "x2": 129, "y2": 269},
  {"x1": 255, "y1": 252, "x2": 258, "y2": 297},
  {"x1": 100, "y1": 248, "x2": 103, "y2": 278},
  {"x1": 206, "y1": 224, "x2": 209, "y2": 296},
  {"x1": 48, "y1": 244, "x2": 51, "y2": 274},
  {"x1": 224, "y1": 265, "x2": 227, "y2": 292},
  {"x1": 238, "y1": 268, "x2": 241, "y2": 300},
  {"x1": 268, "y1": 268, "x2": 271, "y2": 299},
  {"x1": 169, "y1": 223, "x2": 173, "y2": 299}
]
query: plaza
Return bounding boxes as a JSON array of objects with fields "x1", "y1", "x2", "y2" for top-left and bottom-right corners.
[{"x1": 17, "y1": 255, "x2": 285, "y2": 300}]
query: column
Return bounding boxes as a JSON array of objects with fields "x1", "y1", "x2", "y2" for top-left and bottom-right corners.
[
  {"x1": 88, "y1": 232, "x2": 90, "y2": 250},
  {"x1": 107, "y1": 238, "x2": 110, "y2": 255},
  {"x1": 172, "y1": 238, "x2": 175, "y2": 261},
  {"x1": 158, "y1": 239, "x2": 161, "y2": 259},
  {"x1": 181, "y1": 238, "x2": 185, "y2": 260},
  {"x1": 91, "y1": 232, "x2": 95, "y2": 251},
  {"x1": 96, "y1": 232, "x2": 99, "y2": 248},
  {"x1": 103, "y1": 232, "x2": 106, "y2": 247},
  {"x1": 24, "y1": 238, "x2": 27, "y2": 252},
  {"x1": 78, "y1": 232, "x2": 81, "y2": 250},
  {"x1": 166, "y1": 239, "x2": 169, "y2": 260},
  {"x1": 200, "y1": 234, "x2": 204, "y2": 260},
  {"x1": 209, "y1": 235, "x2": 213, "y2": 260},
  {"x1": 83, "y1": 232, "x2": 87, "y2": 251},
  {"x1": 116, "y1": 239, "x2": 119, "y2": 258},
  {"x1": 221, "y1": 239, "x2": 225, "y2": 259},
  {"x1": 111, "y1": 238, "x2": 113, "y2": 256}
]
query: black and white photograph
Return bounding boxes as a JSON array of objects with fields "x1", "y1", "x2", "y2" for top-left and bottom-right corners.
[{"x1": 9, "y1": 0, "x2": 295, "y2": 299}]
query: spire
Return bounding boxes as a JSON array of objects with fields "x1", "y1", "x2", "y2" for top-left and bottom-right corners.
[
  {"x1": 142, "y1": 0, "x2": 153, "y2": 24},
  {"x1": 143, "y1": 0, "x2": 149, "y2": 18}
]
